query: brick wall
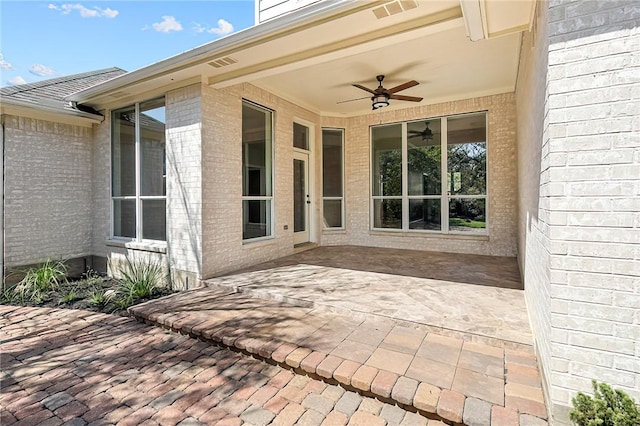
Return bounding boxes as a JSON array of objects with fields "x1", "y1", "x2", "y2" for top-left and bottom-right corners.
[
  {"x1": 322, "y1": 93, "x2": 519, "y2": 258},
  {"x1": 518, "y1": 1, "x2": 640, "y2": 423},
  {"x1": 200, "y1": 83, "x2": 321, "y2": 277},
  {"x1": 547, "y1": 0, "x2": 640, "y2": 417},
  {"x1": 3, "y1": 115, "x2": 94, "y2": 272},
  {"x1": 165, "y1": 84, "x2": 203, "y2": 288},
  {"x1": 515, "y1": 0, "x2": 554, "y2": 420}
]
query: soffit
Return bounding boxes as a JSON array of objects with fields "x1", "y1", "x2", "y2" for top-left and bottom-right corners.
[{"x1": 253, "y1": 24, "x2": 521, "y2": 116}]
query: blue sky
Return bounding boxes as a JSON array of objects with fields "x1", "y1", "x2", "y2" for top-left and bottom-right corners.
[{"x1": 0, "y1": 1, "x2": 255, "y2": 87}]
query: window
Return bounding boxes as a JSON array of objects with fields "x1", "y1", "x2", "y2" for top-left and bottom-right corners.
[
  {"x1": 371, "y1": 112, "x2": 487, "y2": 234},
  {"x1": 112, "y1": 98, "x2": 166, "y2": 241},
  {"x1": 322, "y1": 128, "x2": 344, "y2": 229},
  {"x1": 242, "y1": 101, "x2": 273, "y2": 241}
]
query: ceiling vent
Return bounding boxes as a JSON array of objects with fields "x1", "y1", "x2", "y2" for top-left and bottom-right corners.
[
  {"x1": 372, "y1": 0, "x2": 418, "y2": 19},
  {"x1": 208, "y1": 56, "x2": 238, "y2": 68}
]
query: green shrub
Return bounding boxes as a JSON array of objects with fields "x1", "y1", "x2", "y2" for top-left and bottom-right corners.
[
  {"x1": 7, "y1": 259, "x2": 67, "y2": 303},
  {"x1": 115, "y1": 256, "x2": 166, "y2": 307},
  {"x1": 570, "y1": 380, "x2": 640, "y2": 426}
]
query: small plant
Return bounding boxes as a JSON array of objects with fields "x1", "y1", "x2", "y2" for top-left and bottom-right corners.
[
  {"x1": 60, "y1": 287, "x2": 79, "y2": 304},
  {"x1": 7, "y1": 259, "x2": 67, "y2": 303},
  {"x1": 570, "y1": 380, "x2": 640, "y2": 426},
  {"x1": 88, "y1": 288, "x2": 116, "y2": 307},
  {"x1": 83, "y1": 268, "x2": 103, "y2": 286},
  {"x1": 114, "y1": 256, "x2": 166, "y2": 306}
]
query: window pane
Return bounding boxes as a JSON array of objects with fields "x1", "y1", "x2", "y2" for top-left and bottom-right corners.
[
  {"x1": 293, "y1": 159, "x2": 306, "y2": 233},
  {"x1": 409, "y1": 199, "x2": 441, "y2": 231},
  {"x1": 408, "y1": 120, "x2": 441, "y2": 196},
  {"x1": 243, "y1": 200, "x2": 271, "y2": 240},
  {"x1": 142, "y1": 199, "x2": 166, "y2": 241},
  {"x1": 112, "y1": 107, "x2": 136, "y2": 197},
  {"x1": 140, "y1": 101, "x2": 166, "y2": 196},
  {"x1": 373, "y1": 199, "x2": 402, "y2": 229},
  {"x1": 322, "y1": 129, "x2": 343, "y2": 198},
  {"x1": 449, "y1": 198, "x2": 486, "y2": 233},
  {"x1": 242, "y1": 103, "x2": 272, "y2": 197},
  {"x1": 293, "y1": 122, "x2": 309, "y2": 150},
  {"x1": 372, "y1": 124, "x2": 402, "y2": 196},
  {"x1": 323, "y1": 199, "x2": 342, "y2": 228},
  {"x1": 113, "y1": 199, "x2": 136, "y2": 238},
  {"x1": 447, "y1": 113, "x2": 486, "y2": 196}
]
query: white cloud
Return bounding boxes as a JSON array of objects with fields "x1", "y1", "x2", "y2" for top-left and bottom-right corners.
[
  {"x1": 150, "y1": 16, "x2": 183, "y2": 33},
  {"x1": 8, "y1": 76, "x2": 27, "y2": 85},
  {"x1": 0, "y1": 53, "x2": 13, "y2": 70},
  {"x1": 29, "y1": 64, "x2": 56, "y2": 77},
  {"x1": 48, "y1": 3, "x2": 119, "y2": 18},
  {"x1": 193, "y1": 19, "x2": 234, "y2": 36}
]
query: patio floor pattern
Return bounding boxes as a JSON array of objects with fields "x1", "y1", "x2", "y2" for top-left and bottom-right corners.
[{"x1": 130, "y1": 280, "x2": 548, "y2": 425}]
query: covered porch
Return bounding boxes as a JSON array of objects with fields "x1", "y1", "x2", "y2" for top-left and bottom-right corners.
[{"x1": 208, "y1": 245, "x2": 531, "y2": 347}]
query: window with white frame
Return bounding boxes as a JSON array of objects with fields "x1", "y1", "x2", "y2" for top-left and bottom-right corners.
[
  {"x1": 111, "y1": 98, "x2": 166, "y2": 241},
  {"x1": 242, "y1": 101, "x2": 274, "y2": 241},
  {"x1": 371, "y1": 111, "x2": 487, "y2": 234},
  {"x1": 322, "y1": 128, "x2": 344, "y2": 229}
]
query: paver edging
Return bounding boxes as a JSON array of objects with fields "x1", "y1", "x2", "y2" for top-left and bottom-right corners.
[{"x1": 128, "y1": 305, "x2": 549, "y2": 426}]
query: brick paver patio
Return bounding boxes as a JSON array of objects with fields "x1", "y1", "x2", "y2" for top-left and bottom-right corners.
[
  {"x1": 128, "y1": 287, "x2": 549, "y2": 425},
  {"x1": 1, "y1": 305, "x2": 434, "y2": 426}
]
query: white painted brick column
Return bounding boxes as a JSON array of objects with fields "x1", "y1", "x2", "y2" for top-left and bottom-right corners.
[
  {"x1": 165, "y1": 84, "x2": 204, "y2": 289},
  {"x1": 544, "y1": 0, "x2": 640, "y2": 422}
]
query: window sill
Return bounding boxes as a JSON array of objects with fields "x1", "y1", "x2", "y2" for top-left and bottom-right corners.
[
  {"x1": 242, "y1": 236, "x2": 276, "y2": 247},
  {"x1": 369, "y1": 230, "x2": 489, "y2": 241},
  {"x1": 323, "y1": 229, "x2": 346, "y2": 234},
  {"x1": 105, "y1": 239, "x2": 168, "y2": 254}
]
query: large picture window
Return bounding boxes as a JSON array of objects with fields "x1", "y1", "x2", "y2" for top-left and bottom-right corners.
[
  {"x1": 371, "y1": 112, "x2": 487, "y2": 234},
  {"x1": 242, "y1": 101, "x2": 274, "y2": 241},
  {"x1": 112, "y1": 98, "x2": 166, "y2": 241},
  {"x1": 322, "y1": 128, "x2": 344, "y2": 229}
]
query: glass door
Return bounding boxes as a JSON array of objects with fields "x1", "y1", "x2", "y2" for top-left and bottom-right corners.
[{"x1": 293, "y1": 151, "x2": 310, "y2": 244}]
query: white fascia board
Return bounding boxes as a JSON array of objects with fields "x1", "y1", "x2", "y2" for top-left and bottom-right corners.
[{"x1": 0, "y1": 98, "x2": 103, "y2": 125}]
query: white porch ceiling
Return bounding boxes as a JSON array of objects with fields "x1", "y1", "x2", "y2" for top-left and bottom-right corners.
[{"x1": 253, "y1": 22, "x2": 521, "y2": 116}]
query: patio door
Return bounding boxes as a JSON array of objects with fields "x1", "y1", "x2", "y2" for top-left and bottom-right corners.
[{"x1": 293, "y1": 151, "x2": 310, "y2": 245}]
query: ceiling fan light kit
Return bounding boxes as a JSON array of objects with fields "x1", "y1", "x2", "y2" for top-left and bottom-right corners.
[
  {"x1": 343, "y1": 74, "x2": 424, "y2": 110},
  {"x1": 372, "y1": 93, "x2": 390, "y2": 110}
]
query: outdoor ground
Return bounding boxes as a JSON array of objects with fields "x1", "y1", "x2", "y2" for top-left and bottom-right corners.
[{"x1": 0, "y1": 305, "x2": 434, "y2": 426}]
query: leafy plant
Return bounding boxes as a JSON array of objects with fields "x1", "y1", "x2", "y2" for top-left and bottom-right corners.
[
  {"x1": 570, "y1": 380, "x2": 640, "y2": 426},
  {"x1": 114, "y1": 256, "x2": 166, "y2": 306},
  {"x1": 7, "y1": 259, "x2": 67, "y2": 303},
  {"x1": 88, "y1": 288, "x2": 116, "y2": 307},
  {"x1": 60, "y1": 287, "x2": 79, "y2": 304}
]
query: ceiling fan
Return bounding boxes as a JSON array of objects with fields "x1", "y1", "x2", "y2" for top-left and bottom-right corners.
[
  {"x1": 339, "y1": 75, "x2": 423, "y2": 110},
  {"x1": 409, "y1": 121, "x2": 434, "y2": 141}
]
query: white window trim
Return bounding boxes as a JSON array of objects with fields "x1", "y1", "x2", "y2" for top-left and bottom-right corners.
[
  {"x1": 110, "y1": 98, "x2": 167, "y2": 245},
  {"x1": 322, "y1": 127, "x2": 345, "y2": 231},
  {"x1": 370, "y1": 111, "x2": 489, "y2": 236},
  {"x1": 242, "y1": 99, "x2": 275, "y2": 244}
]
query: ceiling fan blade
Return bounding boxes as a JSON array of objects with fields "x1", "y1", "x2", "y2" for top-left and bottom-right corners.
[
  {"x1": 408, "y1": 134, "x2": 422, "y2": 138},
  {"x1": 353, "y1": 84, "x2": 376, "y2": 94},
  {"x1": 387, "y1": 80, "x2": 419, "y2": 94},
  {"x1": 390, "y1": 94, "x2": 423, "y2": 102},
  {"x1": 336, "y1": 96, "x2": 370, "y2": 104}
]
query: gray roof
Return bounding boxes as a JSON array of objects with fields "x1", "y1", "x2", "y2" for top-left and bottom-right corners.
[{"x1": 1, "y1": 67, "x2": 126, "y2": 115}]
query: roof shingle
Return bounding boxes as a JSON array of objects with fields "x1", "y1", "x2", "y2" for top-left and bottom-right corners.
[{"x1": 1, "y1": 67, "x2": 126, "y2": 113}]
